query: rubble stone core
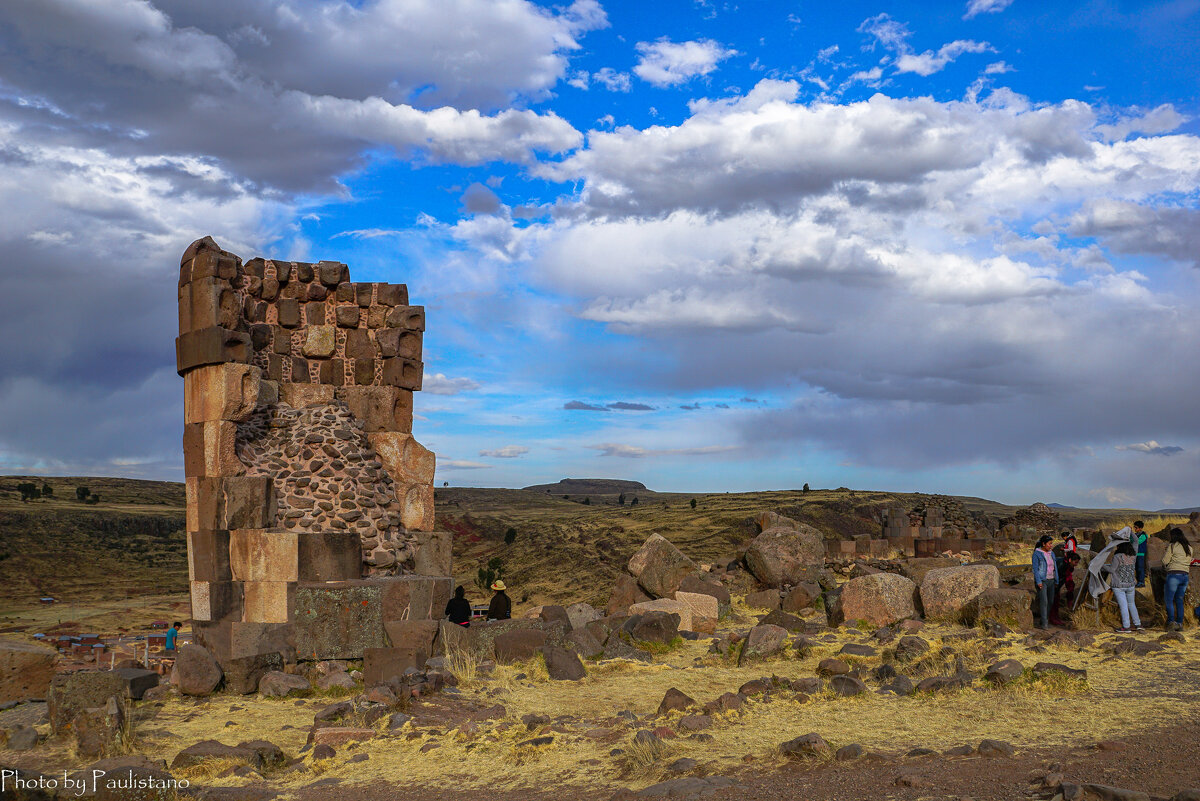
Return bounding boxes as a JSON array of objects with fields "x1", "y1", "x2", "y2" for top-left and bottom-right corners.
[{"x1": 177, "y1": 236, "x2": 450, "y2": 667}]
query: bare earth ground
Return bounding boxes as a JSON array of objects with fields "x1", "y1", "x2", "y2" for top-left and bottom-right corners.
[{"x1": 5, "y1": 610, "x2": 1200, "y2": 801}]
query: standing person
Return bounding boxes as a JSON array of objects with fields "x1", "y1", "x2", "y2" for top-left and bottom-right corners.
[
  {"x1": 1051, "y1": 551, "x2": 1080, "y2": 626},
  {"x1": 1033, "y1": 535, "x2": 1058, "y2": 630},
  {"x1": 1061, "y1": 530, "x2": 1078, "y2": 555},
  {"x1": 1107, "y1": 541, "x2": 1142, "y2": 633},
  {"x1": 486, "y1": 580, "x2": 511, "y2": 621},
  {"x1": 1162, "y1": 528, "x2": 1193, "y2": 631},
  {"x1": 444, "y1": 585, "x2": 472, "y2": 627},
  {"x1": 1132, "y1": 521, "x2": 1148, "y2": 587},
  {"x1": 165, "y1": 621, "x2": 182, "y2": 654}
]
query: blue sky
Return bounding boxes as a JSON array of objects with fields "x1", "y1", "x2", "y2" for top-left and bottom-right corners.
[{"x1": 0, "y1": 0, "x2": 1198, "y2": 509}]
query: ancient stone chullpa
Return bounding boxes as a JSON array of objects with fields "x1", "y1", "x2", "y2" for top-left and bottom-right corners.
[{"x1": 177, "y1": 236, "x2": 451, "y2": 670}]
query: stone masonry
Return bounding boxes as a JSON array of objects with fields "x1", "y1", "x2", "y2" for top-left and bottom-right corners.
[{"x1": 177, "y1": 237, "x2": 451, "y2": 668}]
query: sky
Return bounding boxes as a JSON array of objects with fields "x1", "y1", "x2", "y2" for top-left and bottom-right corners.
[{"x1": 1, "y1": 0, "x2": 1199, "y2": 510}]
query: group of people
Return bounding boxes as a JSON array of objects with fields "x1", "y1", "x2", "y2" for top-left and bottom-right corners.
[
  {"x1": 1032, "y1": 522, "x2": 1196, "y2": 632},
  {"x1": 443, "y1": 580, "x2": 512, "y2": 627}
]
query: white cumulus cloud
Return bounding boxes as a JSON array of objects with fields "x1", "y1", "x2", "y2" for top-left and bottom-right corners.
[{"x1": 633, "y1": 38, "x2": 737, "y2": 87}]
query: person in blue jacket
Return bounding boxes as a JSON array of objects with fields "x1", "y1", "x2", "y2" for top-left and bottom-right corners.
[{"x1": 1032, "y1": 535, "x2": 1059, "y2": 629}]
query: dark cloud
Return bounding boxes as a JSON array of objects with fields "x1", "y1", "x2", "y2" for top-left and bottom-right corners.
[
  {"x1": 607, "y1": 402, "x2": 654, "y2": 410},
  {"x1": 564, "y1": 401, "x2": 609, "y2": 411},
  {"x1": 679, "y1": 403, "x2": 701, "y2": 410}
]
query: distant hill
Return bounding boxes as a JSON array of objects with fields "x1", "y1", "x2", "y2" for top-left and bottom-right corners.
[
  {"x1": 521, "y1": 478, "x2": 652, "y2": 496},
  {"x1": 1157, "y1": 507, "x2": 1200, "y2": 515},
  {"x1": 1046, "y1": 503, "x2": 1077, "y2": 509}
]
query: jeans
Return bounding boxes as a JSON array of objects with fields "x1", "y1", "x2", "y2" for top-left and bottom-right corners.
[
  {"x1": 1135, "y1": 554, "x2": 1146, "y2": 585},
  {"x1": 1113, "y1": 586, "x2": 1140, "y2": 629},
  {"x1": 1164, "y1": 572, "x2": 1190, "y2": 624},
  {"x1": 1037, "y1": 578, "x2": 1057, "y2": 627}
]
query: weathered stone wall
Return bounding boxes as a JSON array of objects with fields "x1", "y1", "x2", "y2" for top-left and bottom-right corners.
[{"x1": 177, "y1": 236, "x2": 448, "y2": 667}]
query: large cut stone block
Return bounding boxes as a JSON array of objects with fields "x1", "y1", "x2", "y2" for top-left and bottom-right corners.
[
  {"x1": 399, "y1": 483, "x2": 435, "y2": 531},
  {"x1": 382, "y1": 620, "x2": 439, "y2": 657},
  {"x1": 293, "y1": 581, "x2": 387, "y2": 661},
  {"x1": 184, "y1": 363, "x2": 261, "y2": 423},
  {"x1": 381, "y1": 357, "x2": 423, "y2": 390},
  {"x1": 176, "y1": 326, "x2": 251, "y2": 375},
  {"x1": 413, "y1": 530, "x2": 452, "y2": 577},
  {"x1": 279, "y1": 383, "x2": 334, "y2": 408},
  {"x1": 180, "y1": 276, "x2": 240, "y2": 333},
  {"x1": 302, "y1": 325, "x2": 336, "y2": 358},
  {"x1": 363, "y1": 647, "x2": 426, "y2": 686},
  {"x1": 191, "y1": 581, "x2": 243, "y2": 622},
  {"x1": 47, "y1": 672, "x2": 125, "y2": 734},
  {"x1": 182, "y1": 421, "x2": 243, "y2": 478},
  {"x1": 188, "y1": 476, "x2": 277, "y2": 530},
  {"x1": 380, "y1": 576, "x2": 454, "y2": 622},
  {"x1": 0, "y1": 639, "x2": 57, "y2": 704},
  {"x1": 230, "y1": 530, "x2": 360, "y2": 583},
  {"x1": 187, "y1": 530, "x2": 231, "y2": 582},
  {"x1": 369, "y1": 432, "x2": 436, "y2": 485},
  {"x1": 376, "y1": 328, "x2": 422, "y2": 360},
  {"x1": 242, "y1": 581, "x2": 296, "y2": 624},
  {"x1": 336, "y1": 386, "x2": 402, "y2": 432},
  {"x1": 385, "y1": 305, "x2": 425, "y2": 330},
  {"x1": 376, "y1": 283, "x2": 408, "y2": 307}
]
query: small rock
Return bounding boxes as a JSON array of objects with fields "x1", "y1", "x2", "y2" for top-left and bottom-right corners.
[
  {"x1": 780, "y1": 733, "x2": 829, "y2": 758},
  {"x1": 835, "y1": 744, "x2": 863, "y2": 761}
]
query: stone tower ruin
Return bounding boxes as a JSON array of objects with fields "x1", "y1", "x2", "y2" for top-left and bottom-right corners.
[{"x1": 177, "y1": 236, "x2": 451, "y2": 675}]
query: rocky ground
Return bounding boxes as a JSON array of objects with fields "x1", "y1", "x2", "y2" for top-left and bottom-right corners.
[{"x1": 4, "y1": 608, "x2": 1200, "y2": 801}]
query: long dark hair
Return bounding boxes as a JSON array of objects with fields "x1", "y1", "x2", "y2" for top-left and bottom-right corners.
[{"x1": 1169, "y1": 527, "x2": 1192, "y2": 556}]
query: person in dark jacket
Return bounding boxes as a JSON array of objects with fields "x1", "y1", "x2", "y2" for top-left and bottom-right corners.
[
  {"x1": 486, "y1": 580, "x2": 511, "y2": 620},
  {"x1": 445, "y1": 585, "x2": 472, "y2": 627}
]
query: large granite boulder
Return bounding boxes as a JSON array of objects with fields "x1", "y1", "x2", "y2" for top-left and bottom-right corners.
[
  {"x1": 628, "y1": 534, "x2": 698, "y2": 598},
  {"x1": 672, "y1": 591, "x2": 719, "y2": 633},
  {"x1": 258, "y1": 671, "x2": 311, "y2": 697},
  {"x1": 920, "y1": 565, "x2": 1001, "y2": 621},
  {"x1": 677, "y1": 573, "x2": 731, "y2": 608},
  {"x1": 835, "y1": 573, "x2": 917, "y2": 627},
  {"x1": 566, "y1": 603, "x2": 601, "y2": 630},
  {"x1": 899, "y1": 557, "x2": 960, "y2": 585},
  {"x1": 624, "y1": 611, "x2": 680, "y2": 645},
  {"x1": 962, "y1": 587, "x2": 1034, "y2": 630},
  {"x1": 630, "y1": 599, "x2": 693, "y2": 632},
  {"x1": 170, "y1": 644, "x2": 223, "y2": 696},
  {"x1": 0, "y1": 638, "x2": 57, "y2": 704},
  {"x1": 739, "y1": 624, "x2": 788, "y2": 664},
  {"x1": 744, "y1": 525, "x2": 825, "y2": 588},
  {"x1": 543, "y1": 646, "x2": 586, "y2": 680},
  {"x1": 494, "y1": 629, "x2": 547, "y2": 663}
]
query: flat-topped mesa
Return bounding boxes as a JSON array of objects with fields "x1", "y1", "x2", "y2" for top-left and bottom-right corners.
[{"x1": 177, "y1": 236, "x2": 451, "y2": 668}]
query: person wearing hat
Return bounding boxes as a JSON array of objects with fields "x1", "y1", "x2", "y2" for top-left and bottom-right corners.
[{"x1": 486, "y1": 580, "x2": 511, "y2": 621}]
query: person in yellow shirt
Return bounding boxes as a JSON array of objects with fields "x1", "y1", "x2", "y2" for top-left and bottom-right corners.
[{"x1": 1161, "y1": 528, "x2": 1193, "y2": 631}]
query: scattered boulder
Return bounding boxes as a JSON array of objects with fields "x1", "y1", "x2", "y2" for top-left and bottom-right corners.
[
  {"x1": 566, "y1": 603, "x2": 601, "y2": 631},
  {"x1": 494, "y1": 629, "x2": 547, "y2": 663},
  {"x1": 543, "y1": 646, "x2": 586, "y2": 681},
  {"x1": 893, "y1": 636, "x2": 930, "y2": 662},
  {"x1": 170, "y1": 645, "x2": 223, "y2": 696},
  {"x1": 916, "y1": 675, "x2": 968, "y2": 693},
  {"x1": 738, "y1": 625, "x2": 788, "y2": 664},
  {"x1": 625, "y1": 611, "x2": 680, "y2": 645},
  {"x1": 829, "y1": 675, "x2": 867, "y2": 696},
  {"x1": 538, "y1": 605, "x2": 572, "y2": 628},
  {"x1": 603, "y1": 637, "x2": 653, "y2": 663},
  {"x1": 836, "y1": 744, "x2": 864, "y2": 761},
  {"x1": 963, "y1": 588, "x2": 1034, "y2": 630},
  {"x1": 780, "y1": 732, "x2": 830, "y2": 758},
  {"x1": 221, "y1": 652, "x2": 284, "y2": 695},
  {"x1": 838, "y1": 643, "x2": 877, "y2": 657},
  {"x1": 259, "y1": 671, "x2": 311, "y2": 698},
  {"x1": 758, "y1": 609, "x2": 807, "y2": 632},
  {"x1": 978, "y1": 739, "x2": 1016, "y2": 758},
  {"x1": 781, "y1": 582, "x2": 822, "y2": 613},
  {"x1": 744, "y1": 590, "x2": 781, "y2": 610},
  {"x1": 745, "y1": 525, "x2": 825, "y2": 588},
  {"x1": 835, "y1": 573, "x2": 918, "y2": 627},
  {"x1": 883, "y1": 676, "x2": 915, "y2": 696},
  {"x1": 47, "y1": 671, "x2": 125, "y2": 733},
  {"x1": 607, "y1": 575, "x2": 652, "y2": 617},
  {"x1": 919, "y1": 565, "x2": 1000, "y2": 621},
  {"x1": 171, "y1": 740, "x2": 262, "y2": 770},
  {"x1": 817, "y1": 659, "x2": 850, "y2": 675},
  {"x1": 899, "y1": 557, "x2": 959, "y2": 585},
  {"x1": 704, "y1": 692, "x2": 745, "y2": 714},
  {"x1": 566, "y1": 628, "x2": 604, "y2": 659},
  {"x1": 628, "y1": 534, "x2": 698, "y2": 598},
  {"x1": 8, "y1": 725, "x2": 39, "y2": 751},
  {"x1": 625, "y1": 777, "x2": 739, "y2": 799},
  {"x1": 0, "y1": 638, "x2": 57, "y2": 704},
  {"x1": 630, "y1": 599, "x2": 694, "y2": 633},
  {"x1": 678, "y1": 573, "x2": 731, "y2": 608},
  {"x1": 985, "y1": 659, "x2": 1025, "y2": 685},
  {"x1": 658, "y1": 688, "x2": 697, "y2": 715},
  {"x1": 236, "y1": 740, "x2": 286, "y2": 769},
  {"x1": 315, "y1": 671, "x2": 356, "y2": 691}
]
